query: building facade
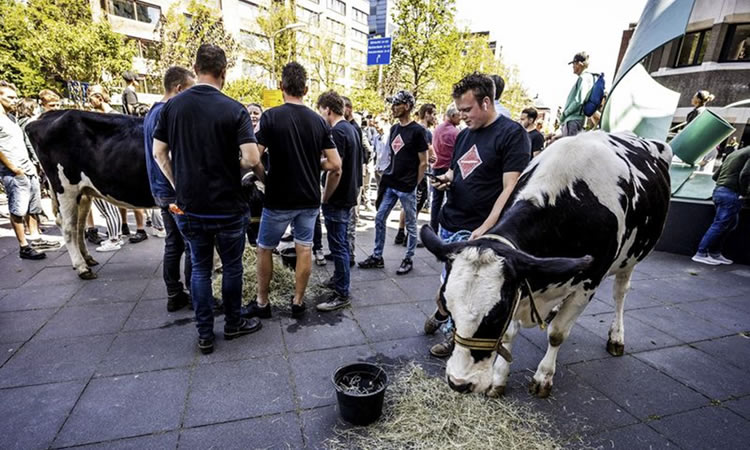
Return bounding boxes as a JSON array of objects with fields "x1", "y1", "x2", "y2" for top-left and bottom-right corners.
[{"x1": 367, "y1": 0, "x2": 396, "y2": 38}]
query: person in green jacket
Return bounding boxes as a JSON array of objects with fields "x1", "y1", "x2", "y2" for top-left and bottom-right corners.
[
  {"x1": 560, "y1": 52, "x2": 594, "y2": 137},
  {"x1": 692, "y1": 145, "x2": 750, "y2": 265}
]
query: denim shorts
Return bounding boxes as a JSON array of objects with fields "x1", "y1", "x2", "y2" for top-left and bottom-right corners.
[
  {"x1": 257, "y1": 207, "x2": 319, "y2": 249},
  {"x1": 1, "y1": 173, "x2": 42, "y2": 217}
]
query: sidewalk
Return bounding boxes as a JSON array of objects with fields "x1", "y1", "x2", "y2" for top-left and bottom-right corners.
[{"x1": 1, "y1": 211, "x2": 749, "y2": 449}]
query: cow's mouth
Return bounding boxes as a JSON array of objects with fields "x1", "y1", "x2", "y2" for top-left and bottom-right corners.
[{"x1": 447, "y1": 377, "x2": 473, "y2": 393}]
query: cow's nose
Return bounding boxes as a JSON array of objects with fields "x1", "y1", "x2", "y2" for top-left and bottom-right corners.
[{"x1": 447, "y1": 376, "x2": 472, "y2": 393}]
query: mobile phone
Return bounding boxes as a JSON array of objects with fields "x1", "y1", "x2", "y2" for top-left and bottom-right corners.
[{"x1": 424, "y1": 172, "x2": 440, "y2": 181}]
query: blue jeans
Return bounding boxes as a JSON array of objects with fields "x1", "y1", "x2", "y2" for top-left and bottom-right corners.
[
  {"x1": 258, "y1": 208, "x2": 319, "y2": 249},
  {"x1": 697, "y1": 187, "x2": 742, "y2": 255},
  {"x1": 430, "y1": 167, "x2": 448, "y2": 231},
  {"x1": 374, "y1": 187, "x2": 417, "y2": 259},
  {"x1": 0, "y1": 173, "x2": 43, "y2": 217},
  {"x1": 322, "y1": 204, "x2": 351, "y2": 296},
  {"x1": 155, "y1": 197, "x2": 192, "y2": 298},
  {"x1": 174, "y1": 214, "x2": 247, "y2": 340}
]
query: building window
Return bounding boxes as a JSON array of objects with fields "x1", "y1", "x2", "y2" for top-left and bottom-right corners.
[
  {"x1": 327, "y1": 0, "x2": 345, "y2": 15},
  {"x1": 239, "y1": 0, "x2": 260, "y2": 15},
  {"x1": 353, "y1": 8, "x2": 368, "y2": 25},
  {"x1": 127, "y1": 38, "x2": 159, "y2": 60},
  {"x1": 327, "y1": 18, "x2": 345, "y2": 36},
  {"x1": 239, "y1": 30, "x2": 269, "y2": 52},
  {"x1": 296, "y1": 6, "x2": 320, "y2": 26},
  {"x1": 352, "y1": 49, "x2": 365, "y2": 65},
  {"x1": 720, "y1": 23, "x2": 750, "y2": 62},
  {"x1": 108, "y1": 0, "x2": 160, "y2": 24},
  {"x1": 674, "y1": 29, "x2": 711, "y2": 67},
  {"x1": 352, "y1": 28, "x2": 368, "y2": 43}
]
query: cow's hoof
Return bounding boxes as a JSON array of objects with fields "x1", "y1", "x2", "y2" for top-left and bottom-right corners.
[
  {"x1": 78, "y1": 269, "x2": 98, "y2": 280},
  {"x1": 84, "y1": 256, "x2": 99, "y2": 267},
  {"x1": 487, "y1": 385, "x2": 506, "y2": 398},
  {"x1": 528, "y1": 380, "x2": 552, "y2": 398},
  {"x1": 607, "y1": 340, "x2": 625, "y2": 356}
]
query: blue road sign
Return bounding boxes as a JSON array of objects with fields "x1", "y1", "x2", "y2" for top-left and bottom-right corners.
[{"x1": 367, "y1": 37, "x2": 392, "y2": 66}]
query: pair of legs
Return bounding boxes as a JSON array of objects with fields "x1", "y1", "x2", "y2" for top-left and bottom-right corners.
[
  {"x1": 372, "y1": 187, "x2": 418, "y2": 260},
  {"x1": 322, "y1": 204, "x2": 351, "y2": 297},
  {"x1": 1, "y1": 173, "x2": 45, "y2": 255},
  {"x1": 157, "y1": 200, "x2": 192, "y2": 299},
  {"x1": 397, "y1": 178, "x2": 428, "y2": 238},
  {"x1": 694, "y1": 186, "x2": 741, "y2": 262},
  {"x1": 256, "y1": 207, "x2": 318, "y2": 307},
  {"x1": 174, "y1": 214, "x2": 247, "y2": 340}
]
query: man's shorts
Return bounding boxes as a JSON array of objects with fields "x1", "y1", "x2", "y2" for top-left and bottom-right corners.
[
  {"x1": 1, "y1": 174, "x2": 43, "y2": 217},
  {"x1": 257, "y1": 207, "x2": 319, "y2": 249}
]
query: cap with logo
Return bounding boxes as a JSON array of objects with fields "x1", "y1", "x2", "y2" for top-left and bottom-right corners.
[
  {"x1": 386, "y1": 90, "x2": 416, "y2": 108},
  {"x1": 568, "y1": 52, "x2": 589, "y2": 65}
]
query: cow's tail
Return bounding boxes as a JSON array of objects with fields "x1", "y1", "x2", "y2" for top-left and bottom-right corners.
[{"x1": 48, "y1": 184, "x2": 62, "y2": 227}]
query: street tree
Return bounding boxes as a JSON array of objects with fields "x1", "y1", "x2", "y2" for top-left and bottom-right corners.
[{"x1": 242, "y1": 2, "x2": 297, "y2": 83}]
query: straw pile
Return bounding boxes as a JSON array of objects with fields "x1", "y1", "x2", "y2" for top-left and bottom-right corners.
[
  {"x1": 212, "y1": 247, "x2": 327, "y2": 309},
  {"x1": 326, "y1": 364, "x2": 562, "y2": 450}
]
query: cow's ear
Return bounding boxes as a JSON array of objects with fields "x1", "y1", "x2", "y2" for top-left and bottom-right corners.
[
  {"x1": 420, "y1": 225, "x2": 464, "y2": 262},
  {"x1": 510, "y1": 250, "x2": 593, "y2": 280}
]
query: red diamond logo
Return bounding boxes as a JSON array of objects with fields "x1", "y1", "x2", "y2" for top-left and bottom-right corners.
[
  {"x1": 391, "y1": 134, "x2": 405, "y2": 154},
  {"x1": 457, "y1": 145, "x2": 483, "y2": 179}
]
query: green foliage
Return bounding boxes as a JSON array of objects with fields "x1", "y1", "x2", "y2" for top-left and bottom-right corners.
[
  {"x1": 348, "y1": 87, "x2": 386, "y2": 116},
  {"x1": 223, "y1": 78, "x2": 264, "y2": 105},
  {"x1": 242, "y1": 2, "x2": 296, "y2": 82},
  {"x1": 0, "y1": 0, "x2": 134, "y2": 96},
  {"x1": 155, "y1": 0, "x2": 239, "y2": 75}
]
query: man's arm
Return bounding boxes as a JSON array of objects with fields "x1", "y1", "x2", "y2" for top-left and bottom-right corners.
[
  {"x1": 469, "y1": 171, "x2": 521, "y2": 240},
  {"x1": 417, "y1": 150, "x2": 428, "y2": 184},
  {"x1": 739, "y1": 156, "x2": 750, "y2": 196},
  {"x1": 431, "y1": 168, "x2": 454, "y2": 191},
  {"x1": 0, "y1": 151, "x2": 23, "y2": 176},
  {"x1": 321, "y1": 147, "x2": 342, "y2": 202},
  {"x1": 152, "y1": 138, "x2": 175, "y2": 189},
  {"x1": 240, "y1": 142, "x2": 265, "y2": 182}
]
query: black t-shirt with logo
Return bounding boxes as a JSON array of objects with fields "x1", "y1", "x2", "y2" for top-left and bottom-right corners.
[
  {"x1": 256, "y1": 103, "x2": 336, "y2": 210},
  {"x1": 439, "y1": 115, "x2": 530, "y2": 232},
  {"x1": 324, "y1": 120, "x2": 361, "y2": 209},
  {"x1": 528, "y1": 129, "x2": 544, "y2": 153},
  {"x1": 381, "y1": 121, "x2": 428, "y2": 192},
  {"x1": 153, "y1": 84, "x2": 255, "y2": 216}
]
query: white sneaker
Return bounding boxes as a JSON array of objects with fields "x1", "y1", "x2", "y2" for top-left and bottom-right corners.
[
  {"x1": 314, "y1": 250, "x2": 327, "y2": 266},
  {"x1": 151, "y1": 227, "x2": 166, "y2": 238},
  {"x1": 691, "y1": 253, "x2": 720, "y2": 265},
  {"x1": 709, "y1": 254, "x2": 733, "y2": 265},
  {"x1": 96, "y1": 239, "x2": 122, "y2": 252}
]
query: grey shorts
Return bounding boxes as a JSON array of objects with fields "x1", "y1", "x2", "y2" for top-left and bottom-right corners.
[
  {"x1": 1, "y1": 173, "x2": 43, "y2": 217},
  {"x1": 561, "y1": 120, "x2": 584, "y2": 137}
]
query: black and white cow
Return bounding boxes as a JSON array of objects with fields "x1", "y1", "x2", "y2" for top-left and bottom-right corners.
[
  {"x1": 421, "y1": 131, "x2": 671, "y2": 398},
  {"x1": 25, "y1": 110, "x2": 155, "y2": 279}
]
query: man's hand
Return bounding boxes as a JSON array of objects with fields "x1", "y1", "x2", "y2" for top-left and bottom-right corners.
[
  {"x1": 430, "y1": 170, "x2": 453, "y2": 191},
  {"x1": 470, "y1": 223, "x2": 491, "y2": 240},
  {"x1": 428, "y1": 151, "x2": 437, "y2": 165},
  {"x1": 12, "y1": 167, "x2": 25, "y2": 178}
]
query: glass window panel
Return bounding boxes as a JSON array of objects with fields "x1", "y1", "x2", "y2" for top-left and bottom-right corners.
[
  {"x1": 109, "y1": 0, "x2": 135, "y2": 20},
  {"x1": 722, "y1": 23, "x2": 750, "y2": 62},
  {"x1": 135, "y1": 2, "x2": 160, "y2": 24}
]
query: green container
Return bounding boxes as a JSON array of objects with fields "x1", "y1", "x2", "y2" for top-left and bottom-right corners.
[{"x1": 669, "y1": 109, "x2": 735, "y2": 166}]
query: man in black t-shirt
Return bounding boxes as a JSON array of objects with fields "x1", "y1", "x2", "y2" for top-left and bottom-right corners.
[
  {"x1": 520, "y1": 107, "x2": 545, "y2": 157},
  {"x1": 425, "y1": 73, "x2": 530, "y2": 357},
  {"x1": 341, "y1": 96, "x2": 367, "y2": 263},
  {"x1": 359, "y1": 90, "x2": 428, "y2": 275},
  {"x1": 315, "y1": 91, "x2": 360, "y2": 312},
  {"x1": 244, "y1": 62, "x2": 341, "y2": 320},
  {"x1": 153, "y1": 44, "x2": 265, "y2": 355}
]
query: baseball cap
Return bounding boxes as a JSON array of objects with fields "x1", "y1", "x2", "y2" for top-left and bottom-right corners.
[
  {"x1": 386, "y1": 90, "x2": 415, "y2": 108},
  {"x1": 568, "y1": 52, "x2": 589, "y2": 65}
]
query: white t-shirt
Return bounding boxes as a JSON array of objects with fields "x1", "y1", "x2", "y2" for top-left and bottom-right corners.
[{"x1": 0, "y1": 114, "x2": 36, "y2": 176}]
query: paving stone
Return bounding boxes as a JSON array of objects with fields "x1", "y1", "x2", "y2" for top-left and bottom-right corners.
[
  {"x1": 586, "y1": 423, "x2": 678, "y2": 449},
  {"x1": 353, "y1": 302, "x2": 427, "y2": 342},
  {"x1": 348, "y1": 266, "x2": 391, "y2": 282},
  {"x1": 635, "y1": 346, "x2": 750, "y2": 399},
  {"x1": 370, "y1": 335, "x2": 445, "y2": 378},
  {"x1": 595, "y1": 278, "x2": 664, "y2": 310},
  {"x1": 676, "y1": 299, "x2": 750, "y2": 334},
  {"x1": 0, "y1": 334, "x2": 114, "y2": 388},
  {"x1": 692, "y1": 335, "x2": 750, "y2": 372},
  {"x1": 0, "y1": 283, "x2": 80, "y2": 312},
  {"x1": 289, "y1": 344, "x2": 374, "y2": 409},
  {"x1": 122, "y1": 299, "x2": 194, "y2": 331},
  {"x1": 0, "y1": 254, "x2": 43, "y2": 289},
  {"x1": 50, "y1": 249, "x2": 116, "y2": 268},
  {"x1": 54, "y1": 369, "x2": 189, "y2": 447},
  {"x1": 349, "y1": 279, "x2": 410, "y2": 306},
  {"x1": 108, "y1": 243, "x2": 164, "y2": 264},
  {"x1": 95, "y1": 262, "x2": 159, "y2": 281},
  {"x1": 185, "y1": 356, "x2": 295, "y2": 427},
  {"x1": 0, "y1": 308, "x2": 56, "y2": 343},
  {"x1": 282, "y1": 308, "x2": 367, "y2": 353},
  {"x1": 649, "y1": 277, "x2": 725, "y2": 304},
  {"x1": 140, "y1": 277, "x2": 169, "y2": 300},
  {"x1": 391, "y1": 275, "x2": 440, "y2": 301},
  {"x1": 662, "y1": 274, "x2": 748, "y2": 300},
  {"x1": 36, "y1": 303, "x2": 134, "y2": 340},
  {"x1": 649, "y1": 406, "x2": 750, "y2": 450},
  {"x1": 556, "y1": 324, "x2": 611, "y2": 365},
  {"x1": 576, "y1": 312, "x2": 682, "y2": 353},
  {"x1": 570, "y1": 355, "x2": 708, "y2": 419},
  {"x1": 22, "y1": 265, "x2": 89, "y2": 286},
  {"x1": 724, "y1": 396, "x2": 750, "y2": 421},
  {"x1": 70, "y1": 432, "x2": 178, "y2": 450},
  {"x1": 69, "y1": 279, "x2": 148, "y2": 305},
  {"x1": 627, "y1": 305, "x2": 734, "y2": 342},
  {"x1": 197, "y1": 318, "x2": 285, "y2": 364},
  {"x1": 580, "y1": 298, "x2": 613, "y2": 315},
  {"x1": 300, "y1": 405, "x2": 347, "y2": 449},
  {"x1": 0, "y1": 381, "x2": 86, "y2": 450},
  {"x1": 96, "y1": 327, "x2": 195, "y2": 376},
  {"x1": 0, "y1": 341, "x2": 21, "y2": 366},
  {"x1": 180, "y1": 412, "x2": 302, "y2": 449}
]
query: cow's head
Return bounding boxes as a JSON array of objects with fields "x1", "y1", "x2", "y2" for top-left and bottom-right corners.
[{"x1": 420, "y1": 225, "x2": 592, "y2": 395}]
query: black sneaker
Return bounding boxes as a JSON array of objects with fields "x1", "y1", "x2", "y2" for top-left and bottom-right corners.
[
  {"x1": 316, "y1": 292, "x2": 351, "y2": 312},
  {"x1": 358, "y1": 255, "x2": 384, "y2": 269},
  {"x1": 129, "y1": 230, "x2": 148, "y2": 244},
  {"x1": 320, "y1": 277, "x2": 336, "y2": 290},
  {"x1": 121, "y1": 223, "x2": 131, "y2": 236},
  {"x1": 291, "y1": 301, "x2": 307, "y2": 318},
  {"x1": 167, "y1": 291, "x2": 191, "y2": 312},
  {"x1": 394, "y1": 229, "x2": 406, "y2": 245},
  {"x1": 396, "y1": 258, "x2": 413, "y2": 275},
  {"x1": 19, "y1": 245, "x2": 46, "y2": 260},
  {"x1": 349, "y1": 255, "x2": 355, "y2": 267},
  {"x1": 241, "y1": 301, "x2": 272, "y2": 319},
  {"x1": 224, "y1": 317, "x2": 262, "y2": 340},
  {"x1": 198, "y1": 337, "x2": 214, "y2": 354},
  {"x1": 85, "y1": 227, "x2": 103, "y2": 244}
]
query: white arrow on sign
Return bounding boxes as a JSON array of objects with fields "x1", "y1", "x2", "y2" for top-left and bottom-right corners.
[{"x1": 376, "y1": 54, "x2": 381, "y2": 63}]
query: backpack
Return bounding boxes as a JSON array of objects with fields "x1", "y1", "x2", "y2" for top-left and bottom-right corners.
[{"x1": 583, "y1": 73, "x2": 606, "y2": 117}]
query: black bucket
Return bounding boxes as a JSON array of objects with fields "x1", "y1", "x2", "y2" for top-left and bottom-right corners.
[
  {"x1": 332, "y1": 362, "x2": 388, "y2": 426},
  {"x1": 279, "y1": 247, "x2": 297, "y2": 270}
]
